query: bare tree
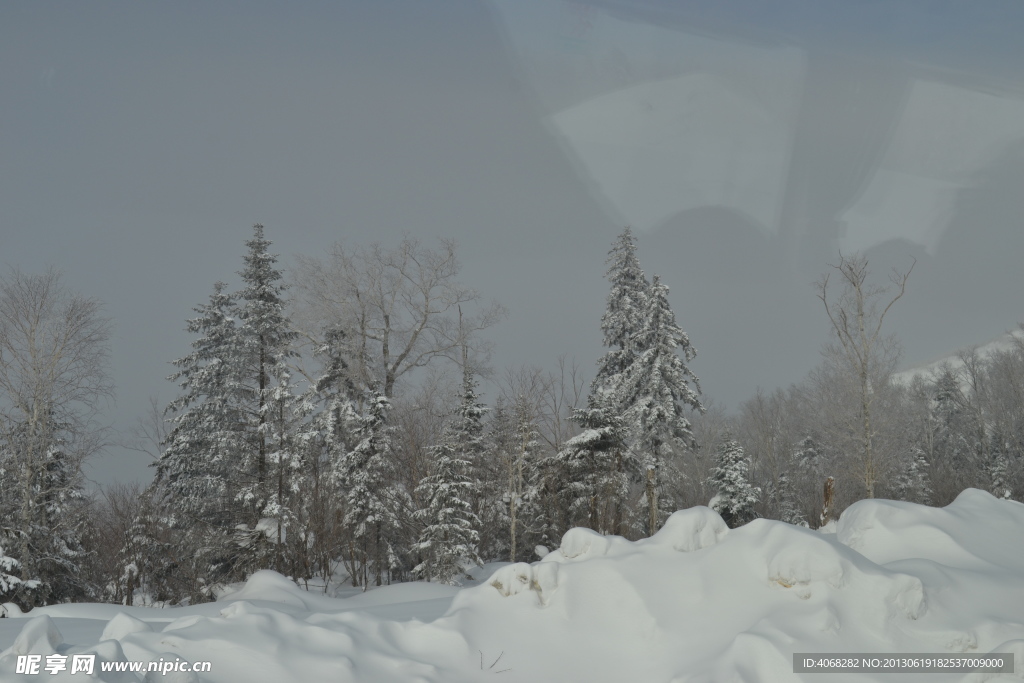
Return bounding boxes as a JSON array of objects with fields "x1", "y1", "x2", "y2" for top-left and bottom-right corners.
[
  {"x1": 0, "y1": 268, "x2": 112, "y2": 601},
  {"x1": 292, "y1": 236, "x2": 506, "y2": 399},
  {"x1": 816, "y1": 253, "x2": 913, "y2": 499}
]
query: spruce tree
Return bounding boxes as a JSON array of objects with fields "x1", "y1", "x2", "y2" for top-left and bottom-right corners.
[
  {"x1": 412, "y1": 426, "x2": 481, "y2": 585},
  {"x1": 505, "y1": 396, "x2": 541, "y2": 562},
  {"x1": 893, "y1": 446, "x2": 932, "y2": 504},
  {"x1": 592, "y1": 227, "x2": 650, "y2": 408},
  {"x1": 620, "y1": 275, "x2": 704, "y2": 534},
  {"x1": 556, "y1": 397, "x2": 633, "y2": 534},
  {"x1": 0, "y1": 543, "x2": 37, "y2": 607},
  {"x1": 234, "y1": 224, "x2": 299, "y2": 539},
  {"x1": 157, "y1": 281, "x2": 246, "y2": 587},
  {"x1": 772, "y1": 471, "x2": 806, "y2": 526},
  {"x1": 988, "y1": 429, "x2": 1012, "y2": 500},
  {"x1": 709, "y1": 435, "x2": 760, "y2": 528},
  {"x1": 476, "y1": 399, "x2": 514, "y2": 562},
  {"x1": 298, "y1": 325, "x2": 359, "y2": 583},
  {"x1": 339, "y1": 392, "x2": 410, "y2": 587}
]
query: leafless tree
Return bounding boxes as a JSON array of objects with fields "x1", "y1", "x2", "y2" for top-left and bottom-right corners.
[
  {"x1": 816, "y1": 253, "x2": 913, "y2": 498},
  {"x1": 291, "y1": 236, "x2": 506, "y2": 399},
  {"x1": 0, "y1": 267, "x2": 113, "y2": 593}
]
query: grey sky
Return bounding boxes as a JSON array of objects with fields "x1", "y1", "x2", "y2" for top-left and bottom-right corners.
[{"x1": 3, "y1": 1, "x2": 1024, "y2": 488}]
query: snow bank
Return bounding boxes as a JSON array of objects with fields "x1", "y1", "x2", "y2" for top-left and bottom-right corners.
[{"x1": 0, "y1": 489, "x2": 1022, "y2": 682}]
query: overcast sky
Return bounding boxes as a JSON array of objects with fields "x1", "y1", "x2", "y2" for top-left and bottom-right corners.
[{"x1": 4, "y1": 1, "x2": 1024, "y2": 489}]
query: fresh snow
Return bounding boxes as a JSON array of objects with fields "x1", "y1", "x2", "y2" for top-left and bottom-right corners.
[{"x1": 2, "y1": 490, "x2": 1023, "y2": 682}]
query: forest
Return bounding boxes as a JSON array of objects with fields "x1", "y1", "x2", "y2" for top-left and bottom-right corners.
[{"x1": 1, "y1": 224, "x2": 1020, "y2": 609}]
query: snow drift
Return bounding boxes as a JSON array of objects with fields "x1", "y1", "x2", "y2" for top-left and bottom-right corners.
[{"x1": 2, "y1": 489, "x2": 1023, "y2": 682}]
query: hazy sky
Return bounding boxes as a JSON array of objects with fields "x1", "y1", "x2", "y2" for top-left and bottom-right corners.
[{"x1": 4, "y1": 1, "x2": 1024, "y2": 488}]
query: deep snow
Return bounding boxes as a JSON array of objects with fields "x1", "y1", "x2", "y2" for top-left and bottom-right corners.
[{"x1": 2, "y1": 489, "x2": 1023, "y2": 682}]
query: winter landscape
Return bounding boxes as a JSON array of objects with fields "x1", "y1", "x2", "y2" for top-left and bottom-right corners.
[{"x1": 4, "y1": 2, "x2": 1024, "y2": 682}]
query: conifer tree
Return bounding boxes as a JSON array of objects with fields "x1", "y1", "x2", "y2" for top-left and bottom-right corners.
[
  {"x1": 0, "y1": 542, "x2": 37, "y2": 607},
  {"x1": 893, "y1": 446, "x2": 932, "y2": 504},
  {"x1": 476, "y1": 399, "x2": 514, "y2": 561},
  {"x1": 592, "y1": 227, "x2": 650, "y2": 409},
  {"x1": 772, "y1": 471, "x2": 806, "y2": 526},
  {"x1": 556, "y1": 398, "x2": 633, "y2": 534},
  {"x1": 988, "y1": 428, "x2": 1012, "y2": 500},
  {"x1": 157, "y1": 281, "x2": 246, "y2": 586},
  {"x1": 339, "y1": 392, "x2": 410, "y2": 587},
  {"x1": 620, "y1": 275, "x2": 704, "y2": 534},
  {"x1": 412, "y1": 426, "x2": 481, "y2": 585},
  {"x1": 506, "y1": 396, "x2": 541, "y2": 562},
  {"x1": 297, "y1": 325, "x2": 359, "y2": 583},
  {"x1": 234, "y1": 224, "x2": 299, "y2": 535},
  {"x1": 709, "y1": 435, "x2": 760, "y2": 528}
]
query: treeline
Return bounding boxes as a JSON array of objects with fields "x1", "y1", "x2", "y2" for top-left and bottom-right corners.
[{"x1": 1, "y1": 227, "x2": 1021, "y2": 610}]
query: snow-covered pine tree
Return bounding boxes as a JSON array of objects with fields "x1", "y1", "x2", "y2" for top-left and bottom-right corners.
[
  {"x1": 893, "y1": 446, "x2": 932, "y2": 504},
  {"x1": 339, "y1": 391, "x2": 410, "y2": 588},
  {"x1": 233, "y1": 224, "x2": 299, "y2": 567},
  {"x1": 772, "y1": 471, "x2": 806, "y2": 526},
  {"x1": 931, "y1": 369, "x2": 974, "y2": 471},
  {"x1": 988, "y1": 428, "x2": 1012, "y2": 500},
  {"x1": 117, "y1": 487, "x2": 177, "y2": 605},
  {"x1": 476, "y1": 398, "x2": 514, "y2": 562},
  {"x1": 619, "y1": 274, "x2": 704, "y2": 535},
  {"x1": 35, "y1": 433, "x2": 92, "y2": 603},
  {"x1": 709, "y1": 435, "x2": 760, "y2": 528},
  {"x1": 412, "y1": 422, "x2": 481, "y2": 585},
  {"x1": 0, "y1": 543, "x2": 37, "y2": 607},
  {"x1": 157, "y1": 281, "x2": 247, "y2": 589},
  {"x1": 556, "y1": 396, "x2": 633, "y2": 535},
  {"x1": 297, "y1": 325, "x2": 359, "y2": 584},
  {"x1": 506, "y1": 396, "x2": 541, "y2": 562},
  {"x1": 592, "y1": 227, "x2": 650, "y2": 409}
]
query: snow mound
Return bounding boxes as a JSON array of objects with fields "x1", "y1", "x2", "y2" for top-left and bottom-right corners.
[
  {"x1": 100, "y1": 612, "x2": 152, "y2": 642},
  {"x1": 837, "y1": 488, "x2": 1024, "y2": 571},
  {"x1": 0, "y1": 490, "x2": 1021, "y2": 682},
  {"x1": 649, "y1": 505, "x2": 729, "y2": 552},
  {"x1": 216, "y1": 570, "x2": 318, "y2": 611},
  {"x1": 4, "y1": 615, "x2": 63, "y2": 656},
  {"x1": 489, "y1": 562, "x2": 559, "y2": 605}
]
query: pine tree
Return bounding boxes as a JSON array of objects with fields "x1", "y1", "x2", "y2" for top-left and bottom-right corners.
[
  {"x1": 0, "y1": 543, "x2": 37, "y2": 606},
  {"x1": 893, "y1": 446, "x2": 932, "y2": 504},
  {"x1": 234, "y1": 224, "x2": 299, "y2": 544},
  {"x1": 157, "y1": 281, "x2": 246, "y2": 588},
  {"x1": 158, "y1": 226, "x2": 301, "y2": 589},
  {"x1": 772, "y1": 471, "x2": 806, "y2": 526},
  {"x1": 476, "y1": 399, "x2": 514, "y2": 562},
  {"x1": 297, "y1": 324, "x2": 359, "y2": 584},
  {"x1": 932, "y1": 369, "x2": 973, "y2": 473},
  {"x1": 505, "y1": 396, "x2": 541, "y2": 562},
  {"x1": 117, "y1": 488, "x2": 177, "y2": 605},
  {"x1": 339, "y1": 392, "x2": 410, "y2": 588},
  {"x1": 556, "y1": 397, "x2": 633, "y2": 535},
  {"x1": 794, "y1": 435, "x2": 824, "y2": 474},
  {"x1": 620, "y1": 275, "x2": 704, "y2": 534},
  {"x1": 709, "y1": 435, "x2": 760, "y2": 528},
  {"x1": 988, "y1": 428, "x2": 1012, "y2": 500},
  {"x1": 412, "y1": 426, "x2": 481, "y2": 585},
  {"x1": 592, "y1": 227, "x2": 650, "y2": 408}
]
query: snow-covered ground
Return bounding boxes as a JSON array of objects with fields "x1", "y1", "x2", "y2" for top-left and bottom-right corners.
[{"x1": 2, "y1": 489, "x2": 1023, "y2": 682}]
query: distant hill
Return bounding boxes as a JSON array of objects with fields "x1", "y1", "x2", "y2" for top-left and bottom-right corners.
[{"x1": 893, "y1": 326, "x2": 1024, "y2": 386}]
